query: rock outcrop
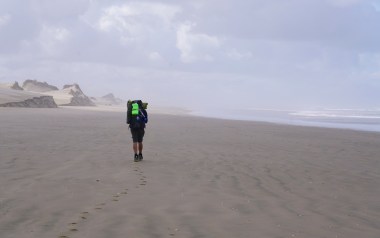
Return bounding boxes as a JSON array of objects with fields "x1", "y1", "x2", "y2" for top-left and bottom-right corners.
[
  {"x1": 0, "y1": 95, "x2": 57, "y2": 108},
  {"x1": 0, "y1": 81, "x2": 23, "y2": 90},
  {"x1": 11, "y1": 81, "x2": 23, "y2": 90},
  {"x1": 22, "y1": 79, "x2": 59, "y2": 92},
  {"x1": 102, "y1": 93, "x2": 123, "y2": 104},
  {"x1": 59, "y1": 84, "x2": 95, "y2": 106},
  {"x1": 91, "y1": 93, "x2": 124, "y2": 106}
]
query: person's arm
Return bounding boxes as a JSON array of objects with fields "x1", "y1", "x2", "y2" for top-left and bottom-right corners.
[
  {"x1": 126, "y1": 109, "x2": 131, "y2": 124},
  {"x1": 143, "y1": 109, "x2": 148, "y2": 123}
]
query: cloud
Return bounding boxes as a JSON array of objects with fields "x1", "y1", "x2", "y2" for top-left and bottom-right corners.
[
  {"x1": 94, "y1": 3, "x2": 180, "y2": 39},
  {"x1": 176, "y1": 22, "x2": 221, "y2": 63},
  {"x1": 327, "y1": 0, "x2": 368, "y2": 7},
  {"x1": 148, "y1": 51, "x2": 163, "y2": 61},
  {"x1": 73, "y1": 1, "x2": 183, "y2": 65},
  {"x1": 0, "y1": 2, "x2": 40, "y2": 54},
  {"x1": 30, "y1": 0, "x2": 91, "y2": 22},
  {"x1": 38, "y1": 25, "x2": 71, "y2": 56},
  {"x1": 226, "y1": 48, "x2": 252, "y2": 61},
  {"x1": 1, "y1": 0, "x2": 380, "y2": 109},
  {"x1": 194, "y1": 0, "x2": 380, "y2": 52},
  {"x1": 373, "y1": 2, "x2": 380, "y2": 11},
  {"x1": 0, "y1": 14, "x2": 11, "y2": 28}
]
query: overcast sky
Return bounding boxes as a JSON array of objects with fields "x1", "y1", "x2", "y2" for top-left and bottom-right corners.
[{"x1": 0, "y1": 0, "x2": 379, "y2": 110}]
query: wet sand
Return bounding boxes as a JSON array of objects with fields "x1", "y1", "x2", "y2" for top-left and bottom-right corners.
[{"x1": 0, "y1": 108, "x2": 379, "y2": 238}]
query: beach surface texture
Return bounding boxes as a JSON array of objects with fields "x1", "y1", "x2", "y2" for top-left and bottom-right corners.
[{"x1": 0, "y1": 108, "x2": 379, "y2": 238}]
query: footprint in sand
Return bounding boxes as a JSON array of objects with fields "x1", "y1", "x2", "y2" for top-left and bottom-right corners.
[
  {"x1": 59, "y1": 165, "x2": 145, "y2": 237},
  {"x1": 112, "y1": 194, "x2": 120, "y2": 201},
  {"x1": 168, "y1": 228, "x2": 180, "y2": 236},
  {"x1": 59, "y1": 224, "x2": 78, "y2": 238},
  {"x1": 67, "y1": 223, "x2": 78, "y2": 231},
  {"x1": 140, "y1": 178, "x2": 147, "y2": 184},
  {"x1": 80, "y1": 211, "x2": 89, "y2": 219},
  {"x1": 95, "y1": 203, "x2": 106, "y2": 209}
]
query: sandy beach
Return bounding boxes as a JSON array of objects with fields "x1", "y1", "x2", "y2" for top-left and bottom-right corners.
[{"x1": 0, "y1": 108, "x2": 379, "y2": 238}]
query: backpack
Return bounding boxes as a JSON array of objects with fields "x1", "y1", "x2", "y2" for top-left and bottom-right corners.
[
  {"x1": 128, "y1": 100, "x2": 147, "y2": 129},
  {"x1": 127, "y1": 100, "x2": 148, "y2": 110}
]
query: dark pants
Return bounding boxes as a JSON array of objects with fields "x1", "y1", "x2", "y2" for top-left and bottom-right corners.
[{"x1": 131, "y1": 128, "x2": 145, "y2": 143}]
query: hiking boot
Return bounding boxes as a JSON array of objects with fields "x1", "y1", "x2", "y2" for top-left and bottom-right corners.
[
  {"x1": 134, "y1": 154, "x2": 139, "y2": 162},
  {"x1": 138, "y1": 153, "x2": 143, "y2": 161}
]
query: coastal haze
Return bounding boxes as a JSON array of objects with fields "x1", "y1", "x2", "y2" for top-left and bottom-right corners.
[{"x1": 1, "y1": 1, "x2": 380, "y2": 238}]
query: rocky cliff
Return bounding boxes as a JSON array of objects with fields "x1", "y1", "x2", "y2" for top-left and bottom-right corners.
[
  {"x1": 22, "y1": 79, "x2": 59, "y2": 92},
  {"x1": 11, "y1": 81, "x2": 23, "y2": 90},
  {"x1": 0, "y1": 95, "x2": 57, "y2": 108},
  {"x1": 91, "y1": 93, "x2": 124, "y2": 106},
  {"x1": 59, "y1": 84, "x2": 95, "y2": 106}
]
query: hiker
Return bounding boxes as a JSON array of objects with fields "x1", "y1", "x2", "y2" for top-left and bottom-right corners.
[{"x1": 126, "y1": 100, "x2": 148, "y2": 162}]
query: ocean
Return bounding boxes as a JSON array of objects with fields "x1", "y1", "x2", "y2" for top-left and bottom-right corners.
[{"x1": 191, "y1": 108, "x2": 380, "y2": 133}]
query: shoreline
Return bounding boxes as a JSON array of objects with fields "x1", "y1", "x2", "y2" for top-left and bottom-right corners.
[
  {"x1": 2, "y1": 105, "x2": 380, "y2": 134},
  {"x1": 191, "y1": 108, "x2": 380, "y2": 134}
]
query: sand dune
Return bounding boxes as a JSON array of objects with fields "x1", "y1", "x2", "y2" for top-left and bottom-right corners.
[
  {"x1": 0, "y1": 87, "x2": 42, "y2": 103},
  {"x1": 0, "y1": 108, "x2": 379, "y2": 238}
]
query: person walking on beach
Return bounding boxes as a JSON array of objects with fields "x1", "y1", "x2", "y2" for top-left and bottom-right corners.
[{"x1": 126, "y1": 100, "x2": 148, "y2": 162}]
